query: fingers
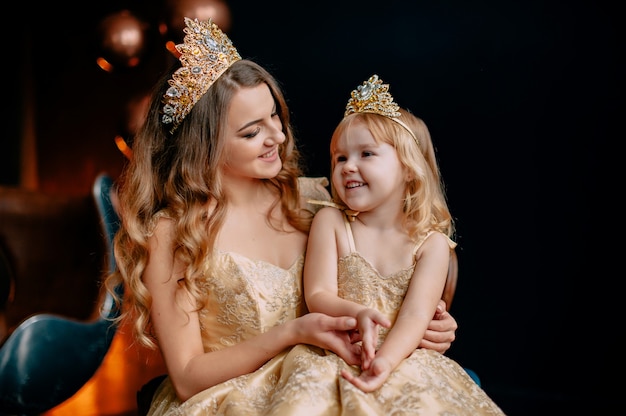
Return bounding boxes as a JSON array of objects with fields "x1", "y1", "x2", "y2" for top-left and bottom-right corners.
[
  {"x1": 370, "y1": 310, "x2": 391, "y2": 328},
  {"x1": 336, "y1": 316, "x2": 357, "y2": 330},
  {"x1": 374, "y1": 316, "x2": 391, "y2": 329},
  {"x1": 331, "y1": 341, "x2": 362, "y2": 366},
  {"x1": 349, "y1": 329, "x2": 362, "y2": 344},
  {"x1": 328, "y1": 330, "x2": 362, "y2": 366},
  {"x1": 434, "y1": 299, "x2": 446, "y2": 316},
  {"x1": 422, "y1": 326, "x2": 456, "y2": 345},
  {"x1": 360, "y1": 325, "x2": 377, "y2": 370},
  {"x1": 341, "y1": 366, "x2": 386, "y2": 393},
  {"x1": 418, "y1": 337, "x2": 451, "y2": 354},
  {"x1": 426, "y1": 311, "x2": 458, "y2": 332},
  {"x1": 341, "y1": 368, "x2": 374, "y2": 392}
]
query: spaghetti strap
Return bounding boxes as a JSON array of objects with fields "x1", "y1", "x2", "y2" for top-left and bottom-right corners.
[
  {"x1": 343, "y1": 214, "x2": 356, "y2": 253},
  {"x1": 412, "y1": 231, "x2": 457, "y2": 256},
  {"x1": 412, "y1": 231, "x2": 434, "y2": 256},
  {"x1": 307, "y1": 199, "x2": 358, "y2": 252}
]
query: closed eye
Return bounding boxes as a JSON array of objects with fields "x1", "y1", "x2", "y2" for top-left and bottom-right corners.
[{"x1": 243, "y1": 127, "x2": 261, "y2": 139}]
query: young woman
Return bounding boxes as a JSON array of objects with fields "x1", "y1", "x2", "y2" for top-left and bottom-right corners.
[{"x1": 105, "y1": 19, "x2": 457, "y2": 415}]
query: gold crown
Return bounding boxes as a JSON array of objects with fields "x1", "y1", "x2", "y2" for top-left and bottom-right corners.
[
  {"x1": 162, "y1": 18, "x2": 242, "y2": 133},
  {"x1": 344, "y1": 75, "x2": 418, "y2": 143}
]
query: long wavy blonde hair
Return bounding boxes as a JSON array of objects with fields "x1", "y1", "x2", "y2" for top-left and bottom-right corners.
[
  {"x1": 329, "y1": 109, "x2": 455, "y2": 244},
  {"x1": 105, "y1": 60, "x2": 311, "y2": 349}
]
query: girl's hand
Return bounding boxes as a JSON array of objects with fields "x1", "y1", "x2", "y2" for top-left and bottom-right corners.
[
  {"x1": 355, "y1": 308, "x2": 390, "y2": 370},
  {"x1": 341, "y1": 355, "x2": 393, "y2": 393}
]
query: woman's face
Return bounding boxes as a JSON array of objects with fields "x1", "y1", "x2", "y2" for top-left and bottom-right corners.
[{"x1": 221, "y1": 83, "x2": 286, "y2": 181}]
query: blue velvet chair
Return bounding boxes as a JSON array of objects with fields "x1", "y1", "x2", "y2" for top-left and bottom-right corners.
[{"x1": 0, "y1": 174, "x2": 121, "y2": 415}]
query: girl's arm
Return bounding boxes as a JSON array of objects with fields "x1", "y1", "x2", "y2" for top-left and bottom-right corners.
[
  {"x1": 145, "y1": 217, "x2": 361, "y2": 402},
  {"x1": 304, "y1": 207, "x2": 391, "y2": 364},
  {"x1": 419, "y1": 300, "x2": 457, "y2": 353},
  {"x1": 304, "y1": 207, "x2": 359, "y2": 317}
]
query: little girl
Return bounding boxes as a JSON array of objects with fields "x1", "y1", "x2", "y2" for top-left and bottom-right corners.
[{"x1": 303, "y1": 75, "x2": 506, "y2": 414}]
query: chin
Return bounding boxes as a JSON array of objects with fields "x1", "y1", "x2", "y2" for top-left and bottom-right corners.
[
  {"x1": 268, "y1": 160, "x2": 283, "y2": 176},
  {"x1": 257, "y1": 162, "x2": 282, "y2": 179}
]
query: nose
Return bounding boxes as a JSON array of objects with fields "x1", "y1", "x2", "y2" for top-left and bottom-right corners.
[
  {"x1": 264, "y1": 123, "x2": 286, "y2": 146},
  {"x1": 342, "y1": 158, "x2": 357, "y2": 174}
]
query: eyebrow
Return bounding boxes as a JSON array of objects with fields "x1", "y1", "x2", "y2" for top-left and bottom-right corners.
[
  {"x1": 236, "y1": 118, "x2": 262, "y2": 133},
  {"x1": 235, "y1": 104, "x2": 277, "y2": 133}
]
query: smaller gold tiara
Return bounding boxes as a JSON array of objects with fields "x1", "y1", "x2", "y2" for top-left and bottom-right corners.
[
  {"x1": 162, "y1": 18, "x2": 242, "y2": 133},
  {"x1": 344, "y1": 74, "x2": 418, "y2": 143}
]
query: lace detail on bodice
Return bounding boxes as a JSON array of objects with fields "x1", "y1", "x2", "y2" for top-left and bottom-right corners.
[
  {"x1": 338, "y1": 252, "x2": 414, "y2": 347},
  {"x1": 338, "y1": 253, "x2": 414, "y2": 318},
  {"x1": 197, "y1": 251, "x2": 306, "y2": 352}
]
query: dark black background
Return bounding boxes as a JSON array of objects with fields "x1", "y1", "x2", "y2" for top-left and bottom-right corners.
[{"x1": 5, "y1": 1, "x2": 621, "y2": 414}]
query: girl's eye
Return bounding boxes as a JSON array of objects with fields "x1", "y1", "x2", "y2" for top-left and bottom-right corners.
[
  {"x1": 334, "y1": 155, "x2": 347, "y2": 163},
  {"x1": 362, "y1": 151, "x2": 374, "y2": 157},
  {"x1": 244, "y1": 127, "x2": 261, "y2": 139}
]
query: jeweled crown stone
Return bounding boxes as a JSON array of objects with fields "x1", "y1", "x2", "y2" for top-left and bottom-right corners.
[
  {"x1": 345, "y1": 75, "x2": 401, "y2": 119},
  {"x1": 344, "y1": 74, "x2": 418, "y2": 143}
]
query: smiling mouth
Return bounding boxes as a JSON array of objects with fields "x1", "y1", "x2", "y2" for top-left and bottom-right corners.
[
  {"x1": 260, "y1": 148, "x2": 276, "y2": 158},
  {"x1": 346, "y1": 182, "x2": 365, "y2": 189}
]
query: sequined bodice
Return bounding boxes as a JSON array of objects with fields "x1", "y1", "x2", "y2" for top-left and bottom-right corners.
[
  {"x1": 197, "y1": 251, "x2": 306, "y2": 352},
  {"x1": 338, "y1": 253, "x2": 414, "y2": 326}
]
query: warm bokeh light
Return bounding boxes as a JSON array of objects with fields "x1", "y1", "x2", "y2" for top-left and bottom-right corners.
[
  {"x1": 97, "y1": 10, "x2": 148, "y2": 71},
  {"x1": 114, "y1": 135, "x2": 133, "y2": 160},
  {"x1": 95, "y1": 57, "x2": 114, "y2": 73},
  {"x1": 165, "y1": 40, "x2": 179, "y2": 58}
]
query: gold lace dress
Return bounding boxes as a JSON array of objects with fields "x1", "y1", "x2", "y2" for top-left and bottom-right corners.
[{"x1": 147, "y1": 178, "x2": 506, "y2": 415}]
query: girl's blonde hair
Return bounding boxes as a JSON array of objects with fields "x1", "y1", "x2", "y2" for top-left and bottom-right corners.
[{"x1": 329, "y1": 109, "x2": 454, "y2": 243}]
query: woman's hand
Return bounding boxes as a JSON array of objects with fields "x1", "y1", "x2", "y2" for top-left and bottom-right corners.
[
  {"x1": 418, "y1": 299, "x2": 457, "y2": 354},
  {"x1": 294, "y1": 313, "x2": 362, "y2": 365}
]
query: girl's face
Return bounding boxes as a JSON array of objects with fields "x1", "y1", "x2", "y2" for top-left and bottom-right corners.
[
  {"x1": 331, "y1": 120, "x2": 406, "y2": 214},
  {"x1": 221, "y1": 83, "x2": 285, "y2": 181}
]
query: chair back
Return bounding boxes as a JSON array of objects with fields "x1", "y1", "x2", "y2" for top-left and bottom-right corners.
[
  {"x1": 0, "y1": 173, "x2": 122, "y2": 415},
  {"x1": 92, "y1": 173, "x2": 124, "y2": 319}
]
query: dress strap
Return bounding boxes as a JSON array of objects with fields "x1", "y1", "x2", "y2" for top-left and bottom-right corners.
[
  {"x1": 307, "y1": 199, "x2": 360, "y2": 222},
  {"x1": 343, "y1": 214, "x2": 356, "y2": 253},
  {"x1": 308, "y1": 199, "x2": 358, "y2": 252},
  {"x1": 412, "y1": 230, "x2": 457, "y2": 256}
]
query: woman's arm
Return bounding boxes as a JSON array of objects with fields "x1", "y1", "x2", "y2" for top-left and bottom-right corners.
[{"x1": 145, "y1": 217, "x2": 361, "y2": 402}]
